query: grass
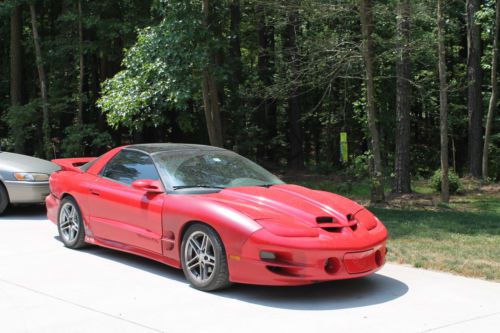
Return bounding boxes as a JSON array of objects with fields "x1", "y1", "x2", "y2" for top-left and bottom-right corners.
[
  {"x1": 292, "y1": 176, "x2": 500, "y2": 281},
  {"x1": 373, "y1": 204, "x2": 500, "y2": 281}
]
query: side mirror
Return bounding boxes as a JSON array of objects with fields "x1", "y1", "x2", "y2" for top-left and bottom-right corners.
[{"x1": 131, "y1": 179, "x2": 164, "y2": 194}]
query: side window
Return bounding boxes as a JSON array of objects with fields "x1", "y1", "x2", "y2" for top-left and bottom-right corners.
[{"x1": 102, "y1": 150, "x2": 160, "y2": 186}]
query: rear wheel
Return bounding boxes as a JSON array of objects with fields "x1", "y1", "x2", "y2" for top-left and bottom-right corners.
[
  {"x1": 0, "y1": 183, "x2": 8, "y2": 215},
  {"x1": 181, "y1": 224, "x2": 230, "y2": 291},
  {"x1": 58, "y1": 197, "x2": 86, "y2": 249}
]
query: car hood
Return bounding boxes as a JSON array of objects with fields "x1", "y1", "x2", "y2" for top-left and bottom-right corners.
[
  {"x1": 0, "y1": 152, "x2": 60, "y2": 174},
  {"x1": 203, "y1": 184, "x2": 365, "y2": 236}
]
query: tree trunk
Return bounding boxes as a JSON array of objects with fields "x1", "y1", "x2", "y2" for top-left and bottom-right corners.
[
  {"x1": 483, "y1": 0, "x2": 500, "y2": 179},
  {"x1": 10, "y1": 5, "x2": 24, "y2": 153},
  {"x1": 466, "y1": 0, "x2": 483, "y2": 178},
  {"x1": 438, "y1": 0, "x2": 450, "y2": 203},
  {"x1": 256, "y1": 4, "x2": 277, "y2": 162},
  {"x1": 283, "y1": 8, "x2": 304, "y2": 170},
  {"x1": 201, "y1": 0, "x2": 223, "y2": 147},
  {"x1": 77, "y1": 0, "x2": 84, "y2": 125},
  {"x1": 29, "y1": 3, "x2": 50, "y2": 158},
  {"x1": 360, "y1": 0, "x2": 385, "y2": 202},
  {"x1": 394, "y1": 0, "x2": 411, "y2": 194},
  {"x1": 229, "y1": 0, "x2": 242, "y2": 86}
]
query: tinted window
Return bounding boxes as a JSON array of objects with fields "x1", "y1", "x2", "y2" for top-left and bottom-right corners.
[{"x1": 102, "y1": 150, "x2": 160, "y2": 185}]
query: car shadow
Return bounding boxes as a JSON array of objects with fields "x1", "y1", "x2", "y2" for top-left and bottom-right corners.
[
  {"x1": 0, "y1": 205, "x2": 47, "y2": 221},
  {"x1": 60, "y1": 238, "x2": 409, "y2": 311},
  {"x1": 214, "y1": 274, "x2": 408, "y2": 310}
]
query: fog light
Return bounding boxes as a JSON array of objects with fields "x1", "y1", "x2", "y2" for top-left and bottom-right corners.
[
  {"x1": 260, "y1": 251, "x2": 276, "y2": 261},
  {"x1": 325, "y1": 257, "x2": 340, "y2": 274}
]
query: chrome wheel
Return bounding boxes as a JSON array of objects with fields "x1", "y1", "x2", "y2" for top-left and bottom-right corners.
[
  {"x1": 59, "y1": 202, "x2": 79, "y2": 243},
  {"x1": 184, "y1": 231, "x2": 216, "y2": 283}
]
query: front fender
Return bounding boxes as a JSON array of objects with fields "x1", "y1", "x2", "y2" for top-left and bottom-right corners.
[{"x1": 162, "y1": 194, "x2": 262, "y2": 263}]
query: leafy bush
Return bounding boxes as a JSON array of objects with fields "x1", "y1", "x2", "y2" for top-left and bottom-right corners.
[
  {"x1": 2, "y1": 103, "x2": 39, "y2": 153},
  {"x1": 430, "y1": 169, "x2": 463, "y2": 194},
  {"x1": 60, "y1": 124, "x2": 112, "y2": 157}
]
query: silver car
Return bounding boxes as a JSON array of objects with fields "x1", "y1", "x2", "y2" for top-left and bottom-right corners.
[{"x1": 0, "y1": 151, "x2": 59, "y2": 215}]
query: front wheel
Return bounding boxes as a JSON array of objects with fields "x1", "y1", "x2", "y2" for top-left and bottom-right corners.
[
  {"x1": 58, "y1": 197, "x2": 86, "y2": 249},
  {"x1": 180, "y1": 224, "x2": 231, "y2": 291}
]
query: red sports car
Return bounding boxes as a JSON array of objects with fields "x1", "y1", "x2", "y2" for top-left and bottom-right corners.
[{"x1": 46, "y1": 144, "x2": 387, "y2": 291}]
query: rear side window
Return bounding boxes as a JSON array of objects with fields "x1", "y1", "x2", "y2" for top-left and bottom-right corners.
[{"x1": 102, "y1": 150, "x2": 160, "y2": 186}]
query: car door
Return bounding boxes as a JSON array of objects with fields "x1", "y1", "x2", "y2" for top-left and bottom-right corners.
[{"x1": 87, "y1": 149, "x2": 164, "y2": 254}]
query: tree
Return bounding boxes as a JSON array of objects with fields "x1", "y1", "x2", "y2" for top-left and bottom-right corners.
[
  {"x1": 29, "y1": 2, "x2": 50, "y2": 158},
  {"x1": 201, "y1": 0, "x2": 223, "y2": 147},
  {"x1": 394, "y1": 0, "x2": 412, "y2": 194},
  {"x1": 360, "y1": 0, "x2": 384, "y2": 202},
  {"x1": 10, "y1": 4, "x2": 23, "y2": 153},
  {"x1": 483, "y1": 0, "x2": 500, "y2": 179},
  {"x1": 77, "y1": 0, "x2": 84, "y2": 125},
  {"x1": 256, "y1": 4, "x2": 277, "y2": 161},
  {"x1": 282, "y1": 5, "x2": 304, "y2": 170},
  {"x1": 438, "y1": 0, "x2": 450, "y2": 202},
  {"x1": 466, "y1": 0, "x2": 483, "y2": 178}
]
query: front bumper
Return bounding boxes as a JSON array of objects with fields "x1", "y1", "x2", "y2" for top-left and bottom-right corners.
[
  {"x1": 3, "y1": 180, "x2": 51, "y2": 204},
  {"x1": 228, "y1": 225, "x2": 387, "y2": 286},
  {"x1": 45, "y1": 193, "x2": 60, "y2": 224}
]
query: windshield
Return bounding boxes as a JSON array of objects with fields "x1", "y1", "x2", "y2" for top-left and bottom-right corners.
[{"x1": 153, "y1": 150, "x2": 284, "y2": 189}]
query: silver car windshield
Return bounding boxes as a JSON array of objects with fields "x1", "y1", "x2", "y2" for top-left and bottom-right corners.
[{"x1": 153, "y1": 150, "x2": 284, "y2": 189}]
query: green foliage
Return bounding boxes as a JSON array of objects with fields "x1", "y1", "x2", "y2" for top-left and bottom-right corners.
[
  {"x1": 98, "y1": 0, "x2": 220, "y2": 133},
  {"x1": 350, "y1": 151, "x2": 372, "y2": 179},
  {"x1": 2, "y1": 102, "x2": 40, "y2": 154},
  {"x1": 430, "y1": 169, "x2": 463, "y2": 194},
  {"x1": 60, "y1": 124, "x2": 112, "y2": 157}
]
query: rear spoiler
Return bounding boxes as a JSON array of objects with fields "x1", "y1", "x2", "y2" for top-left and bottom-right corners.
[{"x1": 52, "y1": 157, "x2": 96, "y2": 172}]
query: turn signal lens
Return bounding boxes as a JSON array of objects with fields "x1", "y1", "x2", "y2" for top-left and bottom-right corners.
[{"x1": 13, "y1": 172, "x2": 49, "y2": 182}]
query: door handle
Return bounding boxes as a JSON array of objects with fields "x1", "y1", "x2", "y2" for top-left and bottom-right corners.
[{"x1": 90, "y1": 189, "x2": 100, "y2": 196}]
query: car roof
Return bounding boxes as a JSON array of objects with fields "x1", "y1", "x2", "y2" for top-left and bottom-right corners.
[{"x1": 125, "y1": 143, "x2": 226, "y2": 155}]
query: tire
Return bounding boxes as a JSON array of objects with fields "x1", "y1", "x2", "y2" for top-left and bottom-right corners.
[
  {"x1": 181, "y1": 224, "x2": 231, "y2": 291},
  {"x1": 0, "y1": 182, "x2": 9, "y2": 215},
  {"x1": 57, "y1": 196, "x2": 86, "y2": 249}
]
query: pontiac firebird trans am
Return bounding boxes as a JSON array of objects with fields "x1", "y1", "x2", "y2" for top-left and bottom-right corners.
[{"x1": 46, "y1": 143, "x2": 387, "y2": 291}]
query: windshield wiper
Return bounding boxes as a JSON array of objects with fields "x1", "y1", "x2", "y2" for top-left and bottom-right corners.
[{"x1": 173, "y1": 185, "x2": 226, "y2": 190}]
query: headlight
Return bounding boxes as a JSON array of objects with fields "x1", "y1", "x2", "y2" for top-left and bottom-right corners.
[{"x1": 13, "y1": 172, "x2": 50, "y2": 182}]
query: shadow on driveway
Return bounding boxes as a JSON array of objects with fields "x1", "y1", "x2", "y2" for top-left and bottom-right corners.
[
  {"x1": 69, "y1": 240, "x2": 409, "y2": 311},
  {"x1": 0, "y1": 205, "x2": 47, "y2": 221}
]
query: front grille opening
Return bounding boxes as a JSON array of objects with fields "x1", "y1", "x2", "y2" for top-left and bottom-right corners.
[
  {"x1": 316, "y1": 216, "x2": 333, "y2": 223},
  {"x1": 322, "y1": 227, "x2": 343, "y2": 233},
  {"x1": 266, "y1": 265, "x2": 301, "y2": 277}
]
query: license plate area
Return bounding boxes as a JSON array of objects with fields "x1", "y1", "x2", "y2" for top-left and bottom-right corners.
[{"x1": 343, "y1": 249, "x2": 376, "y2": 274}]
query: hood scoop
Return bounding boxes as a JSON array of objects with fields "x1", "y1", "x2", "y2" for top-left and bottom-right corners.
[
  {"x1": 315, "y1": 215, "x2": 358, "y2": 233},
  {"x1": 316, "y1": 216, "x2": 333, "y2": 223}
]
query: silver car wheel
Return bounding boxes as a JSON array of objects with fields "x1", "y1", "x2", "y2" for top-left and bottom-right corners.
[
  {"x1": 184, "y1": 231, "x2": 217, "y2": 283},
  {"x1": 59, "y1": 202, "x2": 79, "y2": 243}
]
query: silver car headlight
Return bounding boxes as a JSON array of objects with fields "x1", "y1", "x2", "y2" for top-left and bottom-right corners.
[{"x1": 13, "y1": 172, "x2": 50, "y2": 182}]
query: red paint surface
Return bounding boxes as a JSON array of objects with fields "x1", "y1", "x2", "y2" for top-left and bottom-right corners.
[{"x1": 46, "y1": 146, "x2": 388, "y2": 286}]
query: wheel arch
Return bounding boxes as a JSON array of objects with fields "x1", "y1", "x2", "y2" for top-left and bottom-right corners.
[
  {"x1": 0, "y1": 180, "x2": 10, "y2": 212},
  {"x1": 178, "y1": 220, "x2": 227, "y2": 257},
  {"x1": 0, "y1": 180, "x2": 10, "y2": 202}
]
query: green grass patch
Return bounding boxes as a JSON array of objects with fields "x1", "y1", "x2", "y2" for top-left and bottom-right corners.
[{"x1": 374, "y1": 207, "x2": 500, "y2": 281}]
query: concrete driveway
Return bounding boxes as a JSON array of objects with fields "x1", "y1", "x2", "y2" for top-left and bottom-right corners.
[{"x1": 0, "y1": 206, "x2": 498, "y2": 333}]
